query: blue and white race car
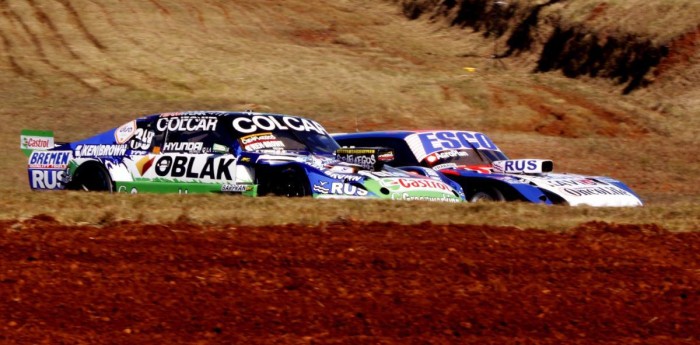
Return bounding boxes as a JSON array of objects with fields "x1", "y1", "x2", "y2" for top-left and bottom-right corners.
[
  {"x1": 333, "y1": 130, "x2": 643, "y2": 207},
  {"x1": 21, "y1": 112, "x2": 464, "y2": 202}
]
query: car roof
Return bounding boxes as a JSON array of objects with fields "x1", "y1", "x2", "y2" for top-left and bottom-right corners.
[
  {"x1": 332, "y1": 131, "x2": 416, "y2": 140},
  {"x1": 140, "y1": 111, "x2": 312, "y2": 121}
]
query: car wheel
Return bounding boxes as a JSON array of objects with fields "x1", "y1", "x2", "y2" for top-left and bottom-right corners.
[
  {"x1": 70, "y1": 162, "x2": 114, "y2": 192},
  {"x1": 269, "y1": 167, "x2": 309, "y2": 197},
  {"x1": 468, "y1": 187, "x2": 504, "y2": 202}
]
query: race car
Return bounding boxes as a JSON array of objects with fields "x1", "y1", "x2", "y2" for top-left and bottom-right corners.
[
  {"x1": 21, "y1": 111, "x2": 464, "y2": 202},
  {"x1": 333, "y1": 130, "x2": 643, "y2": 207}
]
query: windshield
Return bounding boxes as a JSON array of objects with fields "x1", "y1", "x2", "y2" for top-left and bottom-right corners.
[
  {"x1": 237, "y1": 130, "x2": 340, "y2": 154},
  {"x1": 421, "y1": 148, "x2": 508, "y2": 168}
]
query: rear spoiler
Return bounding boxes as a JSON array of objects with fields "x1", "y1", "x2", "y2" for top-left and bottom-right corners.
[{"x1": 20, "y1": 129, "x2": 55, "y2": 157}]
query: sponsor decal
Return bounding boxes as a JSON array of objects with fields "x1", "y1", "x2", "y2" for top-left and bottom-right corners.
[
  {"x1": 328, "y1": 165, "x2": 356, "y2": 174},
  {"x1": 163, "y1": 141, "x2": 204, "y2": 152},
  {"x1": 366, "y1": 170, "x2": 406, "y2": 178},
  {"x1": 495, "y1": 160, "x2": 537, "y2": 173},
  {"x1": 154, "y1": 156, "x2": 234, "y2": 180},
  {"x1": 434, "y1": 150, "x2": 468, "y2": 159},
  {"x1": 331, "y1": 182, "x2": 368, "y2": 196},
  {"x1": 156, "y1": 116, "x2": 218, "y2": 132},
  {"x1": 129, "y1": 150, "x2": 149, "y2": 156},
  {"x1": 542, "y1": 178, "x2": 634, "y2": 198},
  {"x1": 221, "y1": 184, "x2": 251, "y2": 192},
  {"x1": 377, "y1": 151, "x2": 394, "y2": 162},
  {"x1": 313, "y1": 181, "x2": 368, "y2": 196},
  {"x1": 313, "y1": 181, "x2": 330, "y2": 194},
  {"x1": 23, "y1": 137, "x2": 52, "y2": 149},
  {"x1": 28, "y1": 151, "x2": 71, "y2": 169},
  {"x1": 213, "y1": 143, "x2": 228, "y2": 153},
  {"x1": 232, "y1": 115, "x2": 326, "y2": 134},
  {"x1": 391, "y1": 193, "x2": 460, "y2": 203},
  {"x1": 115, "y1": 120, "x2": 137, "y2": 144},
  {"x1": 240, "y1": 132, "x2": 285, "y2": 151},
  {"x1": 159, "y1": 112, "x2": 185, "y2": 117},
  {"x1": 324, "y1": 171, "x2": 363, "y2": 182},
  {"x1": 492, "y1": 159, "x2": 552, "y2": 174},
  {"x1": 21, "y1": 130, "x2": 54, "y2": 156},
  {"x1": 159, "y1": 111, "x2": 215, "y2": 118},
  {"x1": 323, "y1": 171, "x2": 362, "y2": 182},
  {"x1": 29, "y1": 169, "x2": 66, "y2": 189},
  {"x1": 74, "y1": 144, "x2": 127, "y2": 158},
  {"x1": 136, "y1": 156, "x2": 156, "y2": 176},
  {"x1": 432, "y1": 163, "x2": 458, "y2": 171},
  {"x1": 118, "y1": 186, "x2": 139, "y2": 194},
  {"x1": 407, "y1": 131, "x2": 499, "y2": 158},
  {"x1": 339, "y1": 154, "x2": 376, "y2": 170},
  {"x1": 545, "y1": 178, "x2": 602, "y2": 187},
  {"x1": 335, "y1": 147, "x2": 393, "y2": 171},
  {"x1": 387, "y1": 178, "x2": 452, "y2": 191},
  {"x1": 562, "y1": 186, "x2": 632, "y2": 197}
]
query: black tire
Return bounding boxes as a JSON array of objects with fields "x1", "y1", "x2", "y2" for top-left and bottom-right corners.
[
  {"x1": 69, "y1": 162, "x2": 114, "y2": 192},
  {"x1": 260, "y1": 167, "x2": 309, "y2": 197},
  {"x1": 468, "y1": 187, "x2": 504, "y2": 202}
]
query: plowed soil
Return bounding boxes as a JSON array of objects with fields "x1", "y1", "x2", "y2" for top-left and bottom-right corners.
[{"x1": 1, "y1": 216, "x2": 699, "y2": 344}]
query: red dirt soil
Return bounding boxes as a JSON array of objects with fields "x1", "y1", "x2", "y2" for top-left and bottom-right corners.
[{"x1": 1, "y1": 216, "x2": 699, "y2": 344}]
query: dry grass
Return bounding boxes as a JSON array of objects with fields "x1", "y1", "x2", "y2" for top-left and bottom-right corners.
[
  {"x1": 551, "y1": 0, "x2": 700, "y2": 42},
  {"x1": 0, "y1": 0, "x2": 697, "y2": 228},
  {"x1": 2, "y1": 191, "x2": 698, "y2": 232}
]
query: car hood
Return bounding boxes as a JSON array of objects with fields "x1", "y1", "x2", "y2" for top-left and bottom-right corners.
[
  {"x1": 250, "y1": 151, "x2": 463, "y2": 202},
  {"x1": 449, "y1": 168, "x2": 642, "y2": 207},
  {"x1": 361, "y1": 173, "x2": 462, "y2": 203}
]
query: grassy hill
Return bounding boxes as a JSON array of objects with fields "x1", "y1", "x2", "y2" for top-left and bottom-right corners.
[{"x1": 0, "y1": 0, "x2": 697, "y2": 227}]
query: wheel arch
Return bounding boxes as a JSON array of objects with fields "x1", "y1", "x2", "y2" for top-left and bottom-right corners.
[
  {"x1": 254, "y1": 162, "x2": 311, "y2": 197},
  {"x1": 453, "y1": 176, "x2": 548, "y2": 203},
  {"x1": 67, "y1": 159, "x2": 115, "y2": 192}
]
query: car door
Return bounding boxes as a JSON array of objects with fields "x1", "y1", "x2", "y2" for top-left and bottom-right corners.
[{"x1": 118, "y1": 114, "x2": 249, "y2": 193}]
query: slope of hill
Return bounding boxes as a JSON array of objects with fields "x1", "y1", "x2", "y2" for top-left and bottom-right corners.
[{"x1": 0, "y1": 0, "x2": 698, "y2": 204}]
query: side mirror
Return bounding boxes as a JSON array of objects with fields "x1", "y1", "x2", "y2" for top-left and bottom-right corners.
[
  {"x1": 334, "y1": 147, "x2": 394, "y2": 171},
  {"x1": 492, "y1": 159, "x2": 553, "y2": 174}
]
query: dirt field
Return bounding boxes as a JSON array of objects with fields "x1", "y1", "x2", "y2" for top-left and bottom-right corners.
[{"x1": 1, "y1": 216, "x2": 698, "y2": 344}]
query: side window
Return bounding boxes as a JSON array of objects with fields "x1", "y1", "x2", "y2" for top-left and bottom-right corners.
[
  {"x1": 338, "y1": 138, "x2": 418, "y2": 166},
  {"x1": 373, "y1": 138, "x2": 418, "y2": 166},
  {"x1": 161, "y1": 117, "x2": 234, "y2": 154},
  {"x1": 163, "y1": 131, "x2": 210, "y2": 154}
]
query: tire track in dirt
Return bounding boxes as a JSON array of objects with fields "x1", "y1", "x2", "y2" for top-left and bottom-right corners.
[
  {"x1": 0, "y1": 26, "x2": 32, "y2": 79},
  {"x1": 127, "y1": 67, "x2": 194, "y2": 94},
  {"x1": 186, "y1": 2, "x2": 207, "y2": 32},
  {"x1": 56, "y1": 0, "x2": 106, "y2": 51},
  {"x1": 500, "y1": 84, "x2": 651, "y2": 138},
  {"x1": 25, "y1": 0, "x2": 80, "y2": 59},
  {"x1": 534, "y1": 84, "x2": 652, "y2": 137},
  {"x1": 147, "y1": 0, "x2": 170, "y2": 16},
  {"x1": 57, "y1": 0, "x2": 136, "y2": 90},
  {"x1": 206, "y1": 0, "x2": 232, "y2": 21},
  {"x1": 85, "y1": 0, "x2": 205, "y2": 93},
  {"x1": 21, "y1": 0, "x2": 99, "y2": 92},
  {"x1": 85, "y1": 0, "x2": 141, "y2": 47},
  {"x1": 0, "y1": 1, "x2": 86, "y2": 93}
]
